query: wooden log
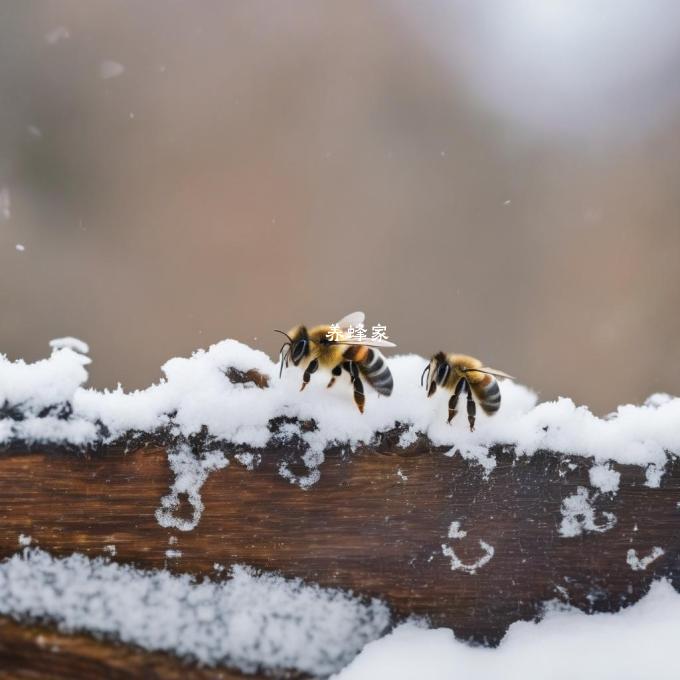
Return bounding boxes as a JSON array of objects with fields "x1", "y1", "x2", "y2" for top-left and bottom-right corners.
[{"x1": 0, "y1": 437, "x2": 678, "y2": 678}]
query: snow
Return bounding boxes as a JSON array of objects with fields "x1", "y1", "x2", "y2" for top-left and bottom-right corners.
[
  {"x1": 45, "y1": 26, "x2": 70, "y2": 44},
  {"x1": 99, "y1": 60, "x2": 125, "y2": 79},
  {"x1": 398, "y1": 425, "x2": 418, "y2": 448},
  {"x1": 234, "y1": 451, "x2": 261, "y2": 470},
  {"x1": 1, "y1": 339, "x2": 679, "y2": 486},
  {"x1": 644, "y1": 463, "x2": 664, "y2": 488},
  {"x1": 49, "y1": 337, "x2": 90, "y2": 355},
  {"x1": 627, "y1": 547, "x2": 665, "y2": 571},
  {"x1": 155, "y1": 444, "x2": 228, "y2": 532},
  {"x1": 0, "y1": 187, "x2": 10, "y2": 220},
  {"x1": 441, "y1": 541, "x2": 495, "y2": 574},
  {"x1": 27, "y1": 125, "x2": 43, "y2": 139},
  {"x1": 447, "y1": 521, "x2": 467, "y2": 540},
  {"x1": 588, "y1": 463, "x2": 621, "y2": 494},
  {"x1": 441, "y1": 521, "x2": 495, "y2": 574},
  {"x1": 334, "y1": 579, "x2": 680, "y2": 680},
  {"x1": 0, "y1": 548, "x2": 390, "y2": 676},
  {"x1": 559, "y1": 487, "x2": 617, "y2": 538}
]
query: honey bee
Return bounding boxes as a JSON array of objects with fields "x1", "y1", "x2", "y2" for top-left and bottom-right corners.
[
  {"x1": 275, "y1": 312, "x2": 396, "y2": 413},
  {"x1": 422, "y1": 352, "x2": 514, "y2": 430}
]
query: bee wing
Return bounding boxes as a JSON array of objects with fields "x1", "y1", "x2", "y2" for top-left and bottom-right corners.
[
  {"x1": 335, "y1": 311, "x2": 365, "y2": 330},
  {"x1": 334, "y1": 337, "x2": 397, "y2": 348},
  {"x1": 471, "y1": 366, "x2": 516, "y2": 380}
]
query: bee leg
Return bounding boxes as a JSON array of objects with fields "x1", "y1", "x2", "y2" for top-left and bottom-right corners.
[
  {"x1": 465, "y1": 380, "x2": 476, "y2": 431},
  {"x1": 300, "y1": 358, "x2": 319, "y2": 392},
  {"x1": 447, "y1": 378, "x2": 466, "y2": 423},
  {"x1": 344, "y1": 361, "x2": 366, "y2": 413},
  {"x1": 327, "y1": 363, "x2": 342, "y2": 388}
]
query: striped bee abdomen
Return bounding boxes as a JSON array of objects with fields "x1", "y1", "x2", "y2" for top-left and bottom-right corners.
[
  {"x1": 359, "y1": 348, "x2": 393, "y2": 396},
  {"x1": 471, "y1": 375, "x2": 501, "y2": 415}
]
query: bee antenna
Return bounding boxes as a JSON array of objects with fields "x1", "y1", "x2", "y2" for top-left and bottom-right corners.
[
  {"x1": 273, "y1": 329, "x2": 293, "y2": 342},
  {"x1": 420, "y1": 364, "x2": 430, "y2": 388},
  {"x1": 278, "y1": 346, "x2": 291, "y2": 378}
]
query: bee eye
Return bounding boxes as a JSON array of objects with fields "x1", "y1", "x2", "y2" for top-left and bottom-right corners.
[
  {"x1": 291, "y1": 339, "x2": 308, "y2": 364},
  {"x1": 436, "y1": 363, "x2": 449, "y2": 384}
]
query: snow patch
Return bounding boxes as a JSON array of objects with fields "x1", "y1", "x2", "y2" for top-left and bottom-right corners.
[
  {"x1": 589, "y1": 463, "x2": 620, "y2": 494},
  {"x1": 627, "y1": 547, "x2": 665, "y2": 571},
  {"x1": 278, "y1": 461, "x2": 321, "y2": 490},
  {"x1": 559, "y1": 487, "x2": 617, "y2": 538},
  {"x1": 441, "y1": 521, "x2": 495, "y2": 574},
  {"x1": 18, "y1": 534, "x2": 32, "y2": 547},
  {"x1": 234, "y1": 451, "x2": 261, "y2": 470},
  {"x1": 155, "y1": 444, "x2": 228, "y2": 531},
  {"x1": 447, "y1": 521, "x2": 467, "y2": 540},
  {"x1": 398, "y1": 426, "x2": 418, "y2": 448},
  {"x1": 454, "y1": 443, "x2": 497, "y2": 475},
  {"x1": 0, "y1": 549, "x2": 390, "y2": 676},
  {"x1": 644, "y1": 464, "x2": 664, "y2": 488}
]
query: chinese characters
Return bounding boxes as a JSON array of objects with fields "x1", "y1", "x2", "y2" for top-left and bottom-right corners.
[{"x1": 325, "y1": 323, "x2": 390, "y2": 343}]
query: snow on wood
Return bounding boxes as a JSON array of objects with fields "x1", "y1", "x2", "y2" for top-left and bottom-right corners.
[
  {"x1": 1, "y1": 338, "x2": 679, "y2": 477},
  {"x1": 0, "y1": 548, "x2": 389, "y2": 676},
  {"x1": 335, "y1": 580, "x2": 680, "y2": 680},
  {"x1": 627, "y1": 546, "x2": 665, "y2": 571},
  {"x1": 1, "y1": 339, "x2": 680, "y2": 678},
  {"x1": 441, "y1": 521, "x2": 495, "y2": 574},
  {"x1": 558, "y1": 486, "x2": 618, "y2": 537},
  {"x1": 588, "y1": 463, "x2": 621, "y2": 494},
  {"x1": 155, "y1": 444, "x2": 229, "y2": 531}
]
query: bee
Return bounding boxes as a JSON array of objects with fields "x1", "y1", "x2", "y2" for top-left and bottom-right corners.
[
  {"x1": 275, "y1": 312, "x2": 396, "y2": 413},
  {"x1": 422, "y1": 353, "x2": 515, "y2": 430}
]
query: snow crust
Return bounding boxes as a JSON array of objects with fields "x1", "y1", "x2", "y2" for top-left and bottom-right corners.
[
  {"x1": 335, "y1": 579, "x2": 680, "y2": 680},
  {"x1": 0, "y1": 548, "x2": 390, "y2": 676},
  {"x1": 1, "y1": 339, "x2": 678, "y2": 479}
]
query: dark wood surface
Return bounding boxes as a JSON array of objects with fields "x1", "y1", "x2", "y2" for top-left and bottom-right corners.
[
  {"x1": 0, "y1": 616, "x2": 247, "y2": 680},
  {"x1": 0, "y1": 443, "x2": 678, "y2": 678}
]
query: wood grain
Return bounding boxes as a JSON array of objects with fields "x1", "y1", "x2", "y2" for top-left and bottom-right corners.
[
  {"x1": 0, "y1": 442, "x2": 678, "y2": 678},
  {"x1": 0, "y1": 616, "x2": 250, "y2": 680}
]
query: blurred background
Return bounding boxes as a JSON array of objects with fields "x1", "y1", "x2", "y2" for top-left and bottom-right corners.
[{"x1": 1, "y1": 0, "x2": 680, "y2": 413}]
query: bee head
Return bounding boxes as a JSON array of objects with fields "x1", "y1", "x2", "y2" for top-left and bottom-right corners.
[
  {"x1": 274, "y1": 325, "x2": 310, "y2": 375},
  {"x1": 423, "y1": 352, "x2": 450, "y2": 397},
  {"x1": 290, "y1": 332, "x2": 309, "y2": 366}
]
